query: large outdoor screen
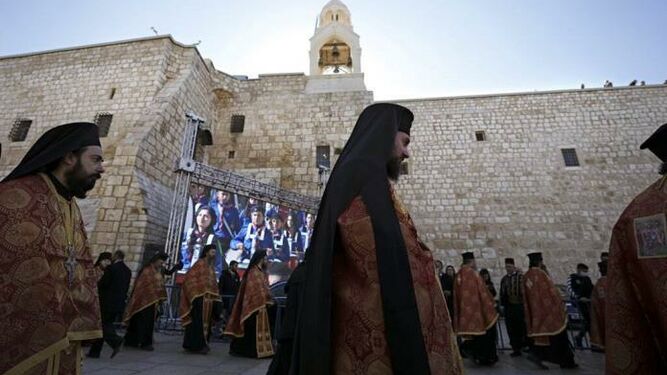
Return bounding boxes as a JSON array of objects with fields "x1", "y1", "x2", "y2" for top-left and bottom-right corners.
[{"x1": 177, "y1": 182, "x2": 315, "y2": 284}]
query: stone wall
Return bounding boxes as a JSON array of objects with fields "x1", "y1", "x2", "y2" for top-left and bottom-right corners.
[
  {"x1": 207, "y1": 72, "x2": 373, "y2": 195},
  {"x1": 0, "y1": 36, "x2": 219, "y2": 272},
  {"x1": 394, "y1": 86, "x2": 667, "y2": 283},
  {"x1": 2, "y1": 35, "x2": 666, "y2": 284}
]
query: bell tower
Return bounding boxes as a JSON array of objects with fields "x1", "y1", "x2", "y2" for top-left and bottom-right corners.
[{"x1": 306, "y1": 0, "x2": 366, "y2": 93}]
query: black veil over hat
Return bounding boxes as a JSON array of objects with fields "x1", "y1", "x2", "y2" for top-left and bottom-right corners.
[
  {"x1": 2, "y1": 122, "x2": 101, "y2": 182},
  {"x1": 291, "y1": 103, "x2": 430, "y2": 374},
  {"x1": 640, "y1": 123, "x2": 667, "y2": 162},
  {"x1": 248, "y1": 249, "x2": 267, "y2": 269},
  {"x1": 528, "y1": 252, "x2": 543, "y2": 263}
]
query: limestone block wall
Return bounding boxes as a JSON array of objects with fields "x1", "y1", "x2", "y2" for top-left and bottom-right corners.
[
  {"x1": 0, "y1": 36, "x2": 219, "y2": 271},
  {"x1": 394, "y1": 85, "x2": 667, "y2": 283},
  {"x1": 208, "y1": 72, "x2": 373, "y2": 195},
  {"x1": 118, "y1": 41, "x2": 218, "y2": 270},
  {"x1": 2, "y1": 34, "x2": 667, "y2": 284}
]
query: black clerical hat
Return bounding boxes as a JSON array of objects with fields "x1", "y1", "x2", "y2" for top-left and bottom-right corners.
[
  {"x1": 249, "y1": 249, "x2": 268, "y2": 268},
  {"x1": 250, "y1": 205, "x2": 263, "y2": 214},
  {"x1": 527, "y1": 252, "x2": 543, "y2": 262},
  {"x1": 462, "y1": 252, "x2": 475, "y2": 261},
  {"x1": 640, "y1": 123, "x2": 667, "y2": 162},
  {"x1": 505, "y1": 257, "x2": 515, "y2": 265},
  {"x1": 3, "y1": 122, "x2": 101, "y2": 182},
  {"x1": 397, "y1": 106, "x2": 414, "y2": 136},
  {"x1": 598, "y1": 260, "x2": 608, "y2": 275}
]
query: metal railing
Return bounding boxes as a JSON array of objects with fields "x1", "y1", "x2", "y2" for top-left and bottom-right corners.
[{"x1": 154, "y1": 285, "x2": 591, "y2": 351}]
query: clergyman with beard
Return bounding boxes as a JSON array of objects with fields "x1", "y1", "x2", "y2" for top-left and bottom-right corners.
[
  {"x1": 0, "y1": 123, "x2": 105, "y2": 374},
  {"x1": 287, "y1": 103, "x2": 463, "y2": 375}
]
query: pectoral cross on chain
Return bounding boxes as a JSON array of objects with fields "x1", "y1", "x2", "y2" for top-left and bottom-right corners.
[{"x1": 64, "y1": 245, "x2": 78, "y2": 288}]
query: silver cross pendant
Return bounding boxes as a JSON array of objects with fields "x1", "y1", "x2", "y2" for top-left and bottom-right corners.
[{"x1": 64, "y1": 245, "x2": 78, "y2": 288}]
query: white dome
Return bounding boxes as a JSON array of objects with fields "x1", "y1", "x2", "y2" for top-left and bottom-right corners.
[{"x1": 319, "y1": 0, "x2": 352, "y2": 28}]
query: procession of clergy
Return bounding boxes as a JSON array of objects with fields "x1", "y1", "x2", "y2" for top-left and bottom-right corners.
[{"x1": 1, "y1": 103, "x2": 665, "y2": 375}]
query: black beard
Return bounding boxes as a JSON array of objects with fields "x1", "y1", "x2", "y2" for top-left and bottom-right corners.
[
  {"x1": 386, "y1": 157, "x2": 402, "y2": 181},
  {"x1": 64, "y1": 160, "x2": 100, "y2": 199}
]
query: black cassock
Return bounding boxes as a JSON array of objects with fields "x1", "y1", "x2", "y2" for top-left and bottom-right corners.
[
  {"x1": 229, "y1": 305, "x2": 277, "y2": 357},
  {"x1": 124, "y1": 305, "x2": 156, "y2": 348},
  {"x1": 532, "y1": 330, "x2": 577, "y2": 367},
  {"x1": 183, "y1": 297, "x2": 222, "y2": 351},
  {"x1": 267, "y1": 263, "x2": 306, "y2": 374},
  {"x1": 500, "y1": 272, "x2": 528, "y2": 353},
  {"x1": 441, "y1": 274, "x2": 455, "y2": 321},
  {"x1": 218, "y1": 270, "x2": 241, "y2": 313},
  {"x1": 124, "y1": 264, "x2": 180, "y2": 349},
  {"x1": 460, "y1": 325, "x2": 498, "y2": 365}
]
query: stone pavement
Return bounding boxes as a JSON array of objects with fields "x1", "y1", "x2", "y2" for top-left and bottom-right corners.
[{"x1": 83, "y1": 331, "x2": 604, "y2": 374}]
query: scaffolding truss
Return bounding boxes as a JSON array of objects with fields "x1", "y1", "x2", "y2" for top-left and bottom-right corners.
[{"x1": 163, "y1": 112, "x2": 320, "y2": 264}]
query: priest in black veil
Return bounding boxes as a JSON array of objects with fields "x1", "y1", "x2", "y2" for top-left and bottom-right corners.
[
  {"x1": 288, "y1": 103, "x2": 462, "y2": 375},
  {"x1": 224, "y1": 249, "x2": 275, "y2": 358},
  {"x1": 179, "y1": 244, "x2": 222, "y2": 354}
]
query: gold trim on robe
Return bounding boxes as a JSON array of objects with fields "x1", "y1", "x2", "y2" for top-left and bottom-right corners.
[
  {"x1": 522, "y1": 267, "x2": 567, "y2": 346},
  {"x1": 0, "y1": 174, "x2": 102, "y2": 374},
  {"x1": 453, "y1": 265, "x2": 499, "y2": 337},
  {"x1": 224, "y1": 265, "x2": 275, "y2": 358}
]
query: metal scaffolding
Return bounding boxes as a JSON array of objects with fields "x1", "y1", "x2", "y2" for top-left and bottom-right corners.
[{"x1": 163, "y1": 112, "x2": 320, "y2": 263}]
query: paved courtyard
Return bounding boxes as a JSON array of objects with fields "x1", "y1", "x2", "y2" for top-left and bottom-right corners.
[{"x1": 83, "y1": 331, "x2": 604, "y2": 375}]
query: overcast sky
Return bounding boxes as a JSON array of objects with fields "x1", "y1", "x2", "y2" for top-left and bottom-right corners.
[{"x1": 1, "y1": 0, "x2": 665, "y2": 100}]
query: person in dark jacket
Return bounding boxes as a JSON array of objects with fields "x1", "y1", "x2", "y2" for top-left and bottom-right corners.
[
  {"x1": 480, "y1": 268, "x2": 497, "y2": 298},
  {"x1": 442, "y1": 265, "x2": 456, "y2": 319},
  {"x1": 87, "y1": 250, "x2": 131, "y2": 358},
  {"x1": 567, "y1": 263, "x2": 594, "y2": 346},
  {"x1": 218, "y1": 260, "x2": 241, "y2": 317}
]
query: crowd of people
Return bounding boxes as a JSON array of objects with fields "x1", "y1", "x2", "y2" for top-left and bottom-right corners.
[
  {"x1": 1, "y1": 107, "x2": 666, "y2": 375},
  {"x1": 434, "y1": 252, "x2": 612, "y2": 369}
]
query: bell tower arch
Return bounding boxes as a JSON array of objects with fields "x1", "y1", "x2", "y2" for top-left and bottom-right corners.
[
  {"x1": 310, "y1": 0, "x2": 361, "y2": 75},
  {"x1": 306, "y1": 0, "x2": 366, "y2": 92}
]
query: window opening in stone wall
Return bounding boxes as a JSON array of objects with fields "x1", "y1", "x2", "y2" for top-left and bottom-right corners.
[
  {"x1": 228, "y1": 150, "x2": 236, "y2": 159},
  {"x1": 94, "y1": 113, "x2": 113, "y2": 137},
  {"x1": 475, "y1": 131, "x2": 486, "y2": 141},
  {"x1": 400, "y1": 161, "x2": 409, "y2": 175},
  {"x1": 230, "y1": 115, "x2": 245, "y2": 133},
  {"x1": 316, "y1": 145, "x2": 331, "y2": 169},
  {"x1": 9, "y1": 119, "x2": 32, "y2": 142},
  {"x1": 109, "y1": 88, "x2": 116, "y2": 99},
  {"x1": 561, "y1": 148, "x2": 580, "y2": 167}
]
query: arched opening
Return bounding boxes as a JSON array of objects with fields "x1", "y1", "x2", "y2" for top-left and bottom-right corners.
[{"x1": 318, "y1": 39, "x2": 352, "y2": 74}]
